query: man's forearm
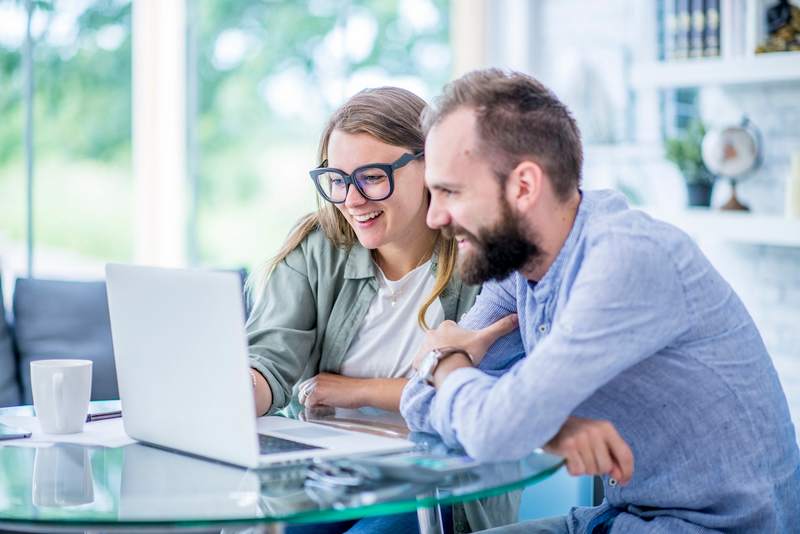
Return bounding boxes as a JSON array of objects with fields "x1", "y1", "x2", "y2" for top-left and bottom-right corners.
[{"x1": 432, "y1": 353, "x2": 473, "y2": 388}]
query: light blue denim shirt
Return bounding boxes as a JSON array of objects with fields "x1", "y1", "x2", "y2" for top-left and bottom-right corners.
[{"x1": 400, "y1": 189, "x2": 800, "y2": 533}]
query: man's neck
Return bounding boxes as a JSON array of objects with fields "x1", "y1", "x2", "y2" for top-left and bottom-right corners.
[{"x1": 520, "y1": 190, "x2": 582, "y2": 282}]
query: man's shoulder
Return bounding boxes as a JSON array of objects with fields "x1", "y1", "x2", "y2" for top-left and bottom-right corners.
[{"x1": 581, "y1": 203, "x2": 693, "y2": 263}]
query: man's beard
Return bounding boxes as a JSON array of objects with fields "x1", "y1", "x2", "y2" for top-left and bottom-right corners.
[{"x1": 444, "y1": 199, "x2": 543, "y2": 285}]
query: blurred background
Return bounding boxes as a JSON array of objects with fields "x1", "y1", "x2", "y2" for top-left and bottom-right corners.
[{"x1": 1, "y1": 0, "x2": 799, "y2": 513}]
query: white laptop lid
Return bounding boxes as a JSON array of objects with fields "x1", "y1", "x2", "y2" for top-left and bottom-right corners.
[
  {"x1": 106, "y1": 263, "x2": 261, "y2": 468},
  {"x1": 106, "y1": 264, "x2": 414, "y2": 470}
]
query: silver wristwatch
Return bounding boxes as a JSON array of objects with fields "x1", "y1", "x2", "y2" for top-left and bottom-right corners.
[{"x1": 418, "y1": 347, "x2": 473, "y2": 386}]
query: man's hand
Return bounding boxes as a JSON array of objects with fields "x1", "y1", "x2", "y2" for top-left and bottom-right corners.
[
  {"x1": 544, "y1": 417, "x2": 634, "y2": 485},
  {"x1": 412, "y1": 314, "x2": 519, "y2": 371},
  {"x1": 299, "y1": 373, "x2": 367, "y2": 409}
]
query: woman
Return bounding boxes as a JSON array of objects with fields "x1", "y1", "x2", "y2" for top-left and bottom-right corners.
[
  {"x1": 246, "y1": 86, "x2": 474, "y2": 417},
  {"x1": 245, "y1": 87, "x2": 511, "y2": 534}
]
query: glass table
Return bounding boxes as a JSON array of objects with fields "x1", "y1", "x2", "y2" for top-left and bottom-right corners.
[{"x1": 0, "y1": 402, "x2": 563, "y2": 533}]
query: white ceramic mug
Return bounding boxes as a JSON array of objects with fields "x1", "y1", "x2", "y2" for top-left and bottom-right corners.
[
  {"x1": 31, "y1": 359, "x2": 92, "y2": 434},
  {"x1": 32, "y1": 445, "x2": 95, "y2": 507}
]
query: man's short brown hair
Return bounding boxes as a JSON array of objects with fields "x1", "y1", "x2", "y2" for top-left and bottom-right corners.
[{"x1": 422, "y1": 68, "x2": 583, "y2": 200}]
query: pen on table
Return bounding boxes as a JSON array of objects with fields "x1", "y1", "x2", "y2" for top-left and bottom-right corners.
[{"x1": 85, "y1": 410, "x2": 122, "y2": 422}]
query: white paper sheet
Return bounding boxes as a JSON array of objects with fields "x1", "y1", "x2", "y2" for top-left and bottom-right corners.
[{"x1": 0, "y1": 415, "x2": 136, "y2": 448}]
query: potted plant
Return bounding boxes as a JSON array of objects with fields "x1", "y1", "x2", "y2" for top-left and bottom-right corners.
[{"x1": 665, "y1": 119, "x2": 716, "y2": 207}]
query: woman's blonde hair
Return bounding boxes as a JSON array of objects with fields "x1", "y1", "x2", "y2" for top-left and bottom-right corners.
[{"x1": 250, "y1": 87, "x2": 457, "y2": 329}]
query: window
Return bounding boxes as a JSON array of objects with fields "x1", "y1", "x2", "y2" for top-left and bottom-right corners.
[{"x1": 0, "y1": 0, "x2": 133, "y2": 287}]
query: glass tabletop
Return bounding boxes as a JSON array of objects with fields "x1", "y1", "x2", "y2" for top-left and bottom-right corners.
[{"x1": 0, "y1": 402, "x2": 563, "y2": 531}]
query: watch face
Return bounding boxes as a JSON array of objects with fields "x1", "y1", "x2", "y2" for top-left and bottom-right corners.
[{"x1": 419, "y1": 350, "x2": 439, "y2": 382}]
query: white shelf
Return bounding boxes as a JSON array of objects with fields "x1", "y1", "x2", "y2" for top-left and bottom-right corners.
[
  {"x1": 642, "y1": 208, "x2": 800, "y2": 247},
  {"x1": 630, "y1": 51, "x2": 800, "y2": 90}
]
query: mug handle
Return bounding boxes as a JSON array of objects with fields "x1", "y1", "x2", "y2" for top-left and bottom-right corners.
[{"x1": 53, "y1": 372, "x2": 64, "y2": 432}]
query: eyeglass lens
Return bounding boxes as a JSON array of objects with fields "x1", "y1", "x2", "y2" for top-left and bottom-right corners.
[{"x1": 318, "y1": 167, "x2": 391, "y2": 202}]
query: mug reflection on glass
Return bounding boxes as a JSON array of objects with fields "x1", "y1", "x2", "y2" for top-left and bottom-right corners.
[
  {"x1": 31, "y1": 359, "x2": 92, "y2": 434},
  {"x1": 32, "y1": 445, "x2": 95, "y2": 507}
]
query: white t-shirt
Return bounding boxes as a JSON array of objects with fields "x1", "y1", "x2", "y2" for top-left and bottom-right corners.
[{"x1": 339, "y1": 260, "x2": 444, "y2": 379}]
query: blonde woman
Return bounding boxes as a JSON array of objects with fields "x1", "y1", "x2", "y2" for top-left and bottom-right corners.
[
  {"x1": 245, "y1": 87, "x2": 510, "y2": 534},
  {"x1": 247, "y1": 87, "x2": 472, "y2": 417}
]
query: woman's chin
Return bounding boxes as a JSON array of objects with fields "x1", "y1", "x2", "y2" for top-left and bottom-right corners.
[
  {"x1": 355, "y1": 234, "x2": 385, "y2": 250},
  {"x1": 351, "y1": 223, "x2": 388, "y2": 250}
]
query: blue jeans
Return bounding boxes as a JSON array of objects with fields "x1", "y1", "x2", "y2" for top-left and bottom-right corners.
[{"x1": 286, "y1": 505, "x2": 453, "y2": 534}]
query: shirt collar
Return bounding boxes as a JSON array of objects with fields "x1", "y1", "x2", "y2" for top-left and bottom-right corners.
[{"x1": 344, "y1": 244, "x2": 376, "y2": 279}]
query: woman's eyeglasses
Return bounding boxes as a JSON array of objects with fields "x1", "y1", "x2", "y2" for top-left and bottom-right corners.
[{"x1": 309, "y1": 151, "x2": 424, "y2": 204}]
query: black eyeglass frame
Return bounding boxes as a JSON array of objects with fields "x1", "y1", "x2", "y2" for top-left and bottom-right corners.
[{"x1": 309, "y1": 151, "x2": 424, "y2": 204}]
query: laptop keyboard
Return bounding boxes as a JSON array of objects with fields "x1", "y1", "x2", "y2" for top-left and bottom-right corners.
[{"x1": 258, "y1": 433, "x2": 322, "y2": 454}]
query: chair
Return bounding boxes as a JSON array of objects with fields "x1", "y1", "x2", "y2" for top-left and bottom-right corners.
[
  {"x1": 12, "y1": 278, "x2": 118, "y2": 404},
  {"x1": 0, "y1": 279, "x2": 21, "y2": 406}
]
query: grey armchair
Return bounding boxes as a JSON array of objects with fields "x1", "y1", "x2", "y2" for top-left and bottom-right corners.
[{"x1": 12, "y1": 278, "x2": 118, "y2": 404}]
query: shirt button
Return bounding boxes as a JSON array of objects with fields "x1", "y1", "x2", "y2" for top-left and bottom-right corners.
[
  {"x1": 538, "y1": 324, "x2": 548, "y2": 333},
  {"x1": 608, "y1": 477, "x2": 618, "y2": 487}
]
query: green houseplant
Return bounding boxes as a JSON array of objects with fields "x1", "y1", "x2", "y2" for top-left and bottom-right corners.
[{"x1": 665, "y1": 119, "x2": 716, "y2": 207}]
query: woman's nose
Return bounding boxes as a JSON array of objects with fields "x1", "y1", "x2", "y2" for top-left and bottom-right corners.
[{"x1": 343, "y1": 182, "x2": 367, "y2": 207}]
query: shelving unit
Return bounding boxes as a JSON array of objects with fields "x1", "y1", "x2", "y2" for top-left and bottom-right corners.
[
  {"x1": 642, "y1": 208, "x2": 800, "y2": 247},
  {"x1": 630, "y1": 50, "x2": 800, "y2": 89}
]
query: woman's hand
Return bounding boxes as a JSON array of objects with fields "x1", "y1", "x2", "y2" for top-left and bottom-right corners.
[
  {"x1": 544, "y1": 417, "x2": 634, "y2": 485},
  {"x1": 412, "y1": 314, "x2": 519, "y2": 370},
  {"x1": 299, "y1": 373, "x2": 368, "y2": 409}
]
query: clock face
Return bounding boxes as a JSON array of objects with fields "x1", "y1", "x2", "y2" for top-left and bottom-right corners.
[{"x1": 701, "y1": 126, "x2": 760, "y2": 177}]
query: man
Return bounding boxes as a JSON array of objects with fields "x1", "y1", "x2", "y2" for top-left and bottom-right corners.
[{"x1": 401, "y1": 68, "x2": 800, "y2": 532}]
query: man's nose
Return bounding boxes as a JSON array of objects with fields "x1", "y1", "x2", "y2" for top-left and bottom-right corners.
[{"x1": 427, "y1": 196, "x2": 450, "y2": 229}]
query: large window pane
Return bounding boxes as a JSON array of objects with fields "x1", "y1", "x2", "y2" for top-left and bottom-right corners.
[
  {"x1": 0, "y1": 0, "x2": 133, "y2": 284},
  {"x1": 191, "y1": 0, "x2": 450, "y2": 270}
]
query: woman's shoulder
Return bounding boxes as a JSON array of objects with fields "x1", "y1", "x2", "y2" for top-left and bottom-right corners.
[
  {"x1": 281, "y1": 218, "x2": 362, "y2": 279},
  {"x1": 292, "y1": 225, "x2": 352, "y2": 263}
]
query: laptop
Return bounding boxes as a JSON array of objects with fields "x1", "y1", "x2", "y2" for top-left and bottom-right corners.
[{"x1": 105, "y1": 263, "x2": 414, "y2": 469}]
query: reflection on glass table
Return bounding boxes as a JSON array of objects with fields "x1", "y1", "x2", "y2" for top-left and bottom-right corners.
[{"x1": 0, "y1": 402, "x2": 564, "y2": 533}]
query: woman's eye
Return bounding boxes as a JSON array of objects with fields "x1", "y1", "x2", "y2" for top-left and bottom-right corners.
[{"x1": 362, "y1": 174, "x2": 386, "y2": 183}]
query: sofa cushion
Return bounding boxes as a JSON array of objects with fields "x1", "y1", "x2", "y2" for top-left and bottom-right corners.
[
  {"x1": 13, "y1": 278, "x2": 118, "y2": 404},
  {"x1": 0, "y1": 279, "x2": 21, "y2": 407}
]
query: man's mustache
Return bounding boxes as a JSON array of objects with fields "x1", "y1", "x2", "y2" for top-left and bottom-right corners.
[{"x1": 441, "y1": 225, "x2": 478, "y2": 244}]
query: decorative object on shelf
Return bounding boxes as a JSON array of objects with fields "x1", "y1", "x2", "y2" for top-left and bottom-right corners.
[
  {"x1": 786, "y1": 149, "x2": 800, "y2": 219},
  {"x1": 690, "y1": 0, "x2": 707, "y2": 58},
  {"x1": 664, "y1": 0, "x2": 721, "y2": 59},
  {"x1": 756, "y1": 0, "x2": 800, "y2": 53},
  {"x1": 665, "y1": 119, "x2": 716, "y2": 207},
  {"x1": 701, "y1": 117, "x2": 762, "y2": 211},
  {"x1": 704, "y1": 0, "x2": 721, "y2": 56}
]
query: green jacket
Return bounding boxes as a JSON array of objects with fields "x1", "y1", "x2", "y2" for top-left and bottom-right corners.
[
  {"x1": 246, "y1": 228, "x2": 478, "y2": 413},
  {"x1": 246, "y1": 228, "x2": 519, "y2": 533}
]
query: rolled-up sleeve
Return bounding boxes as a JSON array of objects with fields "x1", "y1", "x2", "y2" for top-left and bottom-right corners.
[
  {"x1": 428, "y1": 234, "x2": 691, "y2": 461},
  {"x1": 247, "y1": 250, "x2": 317, "y2": 414}
]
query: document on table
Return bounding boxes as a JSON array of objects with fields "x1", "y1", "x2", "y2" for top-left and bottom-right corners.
[{"x1": 0, "y1": 415, "x2": 136, "y2": 448}]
